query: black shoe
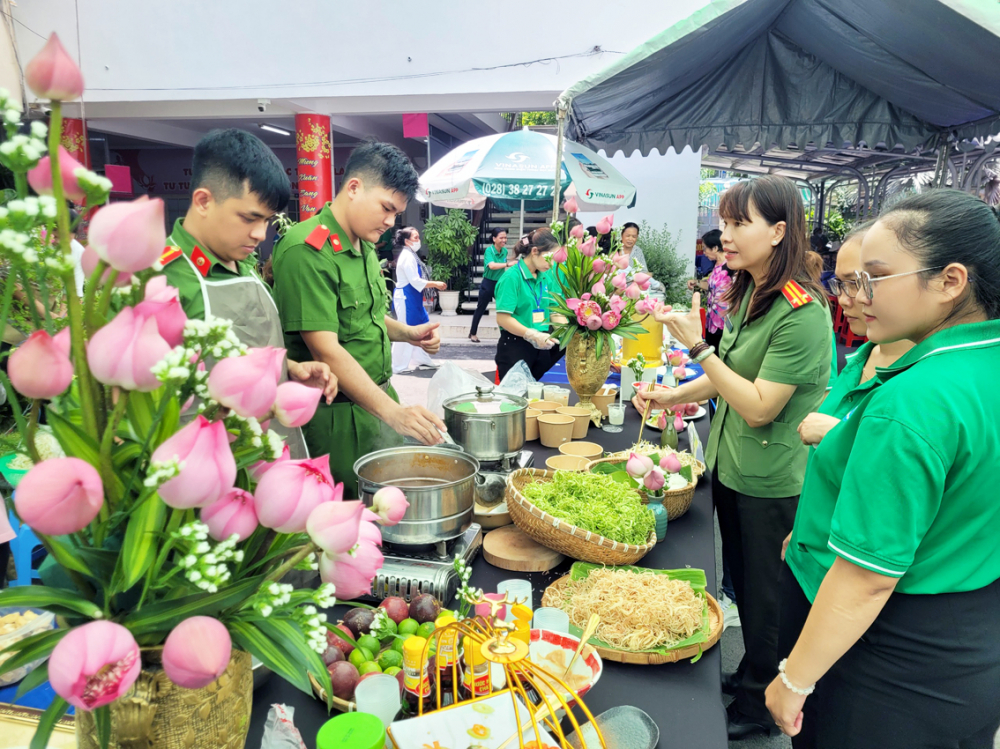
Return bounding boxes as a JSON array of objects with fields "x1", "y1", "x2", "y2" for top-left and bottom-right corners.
[
  {"x1": 727, "y1": 707, "x2": 778, "y2": 740},
  {"x1": 721, "y1": 670, "x2": 739, "y2": 695}
]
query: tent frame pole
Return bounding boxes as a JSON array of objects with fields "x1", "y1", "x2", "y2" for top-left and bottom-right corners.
[
  {"x1": 552, "y1": 107, "x2": 567, "y2": 221},
  {"x1": 519, "y1": 199, "x2": 525, "y2": 239}
]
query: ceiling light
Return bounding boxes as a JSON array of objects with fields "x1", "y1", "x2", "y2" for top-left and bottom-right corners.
[{"x1": 258, "y1": 123, "x2": 291, "y2": 136}]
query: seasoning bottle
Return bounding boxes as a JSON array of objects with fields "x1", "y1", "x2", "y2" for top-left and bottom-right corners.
[
  {"x1": 459, "y1": 636, "x2": 492, "y2": 701},
  {"x1": 510, "y1": 604, "x2": 532, "y2": 646},
  {"x1": 434, "y1": 614, "x2": 460, "y2": 693},
  {"x1": 316, "y1": 712, "x2": 385, "y2": 749},
  {"x1": 402, "y1": 636, "x2": 434, "y2": 713}
]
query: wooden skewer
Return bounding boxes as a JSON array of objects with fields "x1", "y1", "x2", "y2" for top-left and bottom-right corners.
[{"x1": 636, "y1": 379, "x2": 656, "y2": 445}]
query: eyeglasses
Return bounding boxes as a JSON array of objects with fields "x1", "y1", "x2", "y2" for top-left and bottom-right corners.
[
  {"x1": 828, "y1": 276, "x2": 861, "y2": 299},
  {"x1": 855, "y1": 267, "x2": 944, "y2": 302}
]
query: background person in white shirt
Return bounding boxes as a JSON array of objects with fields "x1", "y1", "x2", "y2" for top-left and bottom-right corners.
[{"x1": 391, "y1": 227, "x2": 446, "y2": 373}]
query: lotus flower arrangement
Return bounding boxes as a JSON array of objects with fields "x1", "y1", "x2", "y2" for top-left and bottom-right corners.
[{"x1": 0, "y1": 34, "x2": 396, "y2": 749}]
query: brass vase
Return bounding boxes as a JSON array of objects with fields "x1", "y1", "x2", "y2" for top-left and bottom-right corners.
[
  {"x1": 565, "y1": 331, "x2": 612, "y2": 406},
  {"x1": 75, "y1": 649, "x2": 253, "y2": 749}
]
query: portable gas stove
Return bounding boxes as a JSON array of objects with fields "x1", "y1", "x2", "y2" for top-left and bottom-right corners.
[
  {"x1": 478, "y1": 449, "x2": 534, "y2": 478},
  {"x1": 364, "y1": 523, "x2": 483, "y2": 604}
]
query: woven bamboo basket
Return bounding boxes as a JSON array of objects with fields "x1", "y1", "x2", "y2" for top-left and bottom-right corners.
[
  {"x1": 541, "y1": 575, "x2": 723, "y2": 664},
  {"x1": 585, "y1": 450, "x2": 705, "y2": 521},
  {"x1": 505, "y1": 468, "x2": 657, "y2": 566}
]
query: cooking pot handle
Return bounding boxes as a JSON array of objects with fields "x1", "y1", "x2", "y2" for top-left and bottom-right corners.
[{"x1": 461, "y1": 417, "x2": 497, "y2": 431}]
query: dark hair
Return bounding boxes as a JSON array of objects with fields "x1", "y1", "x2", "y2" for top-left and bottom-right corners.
[
  {"x1": 878, "y1": 189, "x2": 1000, "y2": 320},
  {"x1": 343, "y1": 141, "x2": 419, "y2": 201},
  {"x1": 565, "y1": 216, "x2": 583, "y2": 233},
  {"x1": 701, "y1": 229, "x2": 723, "y2": 250},
  {"x1": 804, "y1": 251, "x2": 824, "y2": 284},
  {"x1": 393, "y1": 226, "x2": 417, "y2": 249},
  {"x1": 192, "y1": 129, "x2": 290, "y2": 212},
  {"x1": 513, "y1": 228, "x2": 560, "y2": 258},
  {"x1": 490, "y1": 227, "x2": 508, "y2": 241},
  {"x1": 720, "y1": 176, "x2": 826, "y2": 322},
  {"x1": 621, "y1": 222, "x2": 640, "y2": 235}
]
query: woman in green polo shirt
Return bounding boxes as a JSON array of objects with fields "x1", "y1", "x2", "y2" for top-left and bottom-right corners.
[
  {"x1": 633, "y1": 176, "x2": 831, "y2": 739},
  {"x1": 494, "y1": 228, "x2": 563, "y2": 381},
  {"x1": 469, "y1": 228, "x2": 514, "y2": 342},
  {"x1": 768, "y1": 190, "x2": 1000, "y2": 748}
]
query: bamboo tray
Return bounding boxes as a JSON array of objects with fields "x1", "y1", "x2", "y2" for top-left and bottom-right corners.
[{"x1": 541, "y1": 575, "x2": 723, "y2": 664}]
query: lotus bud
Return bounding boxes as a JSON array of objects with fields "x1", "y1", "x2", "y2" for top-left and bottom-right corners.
[
  {"x1": 643, "y1": 467, "x2": 666, "y2": 492},
  {"x1": 254, "y1": 454, "x2": 340, "y2": 533},
  {"x1": 563, "y1": 197, "x2": 578, "y2": 214},
  {"x1": 319, "y1": 541, "x2": 384, "y2": 600},
  {"x1": 207, "y1": 347, "x2": 283, "y2": 420},
  {"x1": 625, "y1": 451, "x2": 653, "y2": 478},
  {"x1": 88, "y1": 196, "x2": 167, "y2": 274},
  {"x1": 610, "y1": 274, "x2": 627, "y2": 290},
  {"x1": 8, "y1": 328, "x2": 73, "y2": 399},
  {"x1": 592, "y1": 258, "x2": 606, "y2": 274},
  {"x1": 200, "y1": 488, "x2": 259, "y2": 542},
  {"x1": 591, "y1": 280, "x2": 606, "y2": 297},
  {"x1": 569, "y1": 224, "x2": 585, "y2": 239},
  {"x1": 162, "y1": 617, "x2": 232, "y2": 689},
  {"x1": 552, "y1": 246, "x2": 568, "y2": 264},
  {"x1": 80, "y1": 245, "x2": 132, "y2": 287},
  {"x1": 596, "y1": 215, "x2": 614, "y2": 234},
  {"x1": 24, "y1": 33, "x2": 84, "y2": 101},
  {"x1": 660, "y1": 453, "x2": 683, "y2": 473},
  {"x1": 371, "y1": 486, "x2": 409, "y2": 526},
  {"x1": 307, "y1": 499, "x2": 365, "y2": 555},
  {"x1": 151, "y1": 416, "x2": 237, "y2": 509},
  {"x1": 27, "y1": 147, "x2": 86, "y2": 202},
  {"x1": 273, "y1": 381, "x2": 323, "y2": 428},
  {"x1": 674, "y1": 414, "x2": 685, "y2": 432},
  {"x1": 625, "y1": 282, "x2": 641, "y2": 300},
  {"x1": 15, "y1": 457, "x2": 103, "y2": 535},
  {"x1": 579, "y1": 238, "x2": 596, "y2": 257},
  {"x1": 135, "y1": 276, "x2": 187, "y2": 348}
]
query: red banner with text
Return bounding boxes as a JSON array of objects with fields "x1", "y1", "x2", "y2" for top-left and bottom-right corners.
[
  {"x1": 295, "y1": 114, "x2": 332, "y2": 220},
  {"x1": 61, "y1": 118, "x2": 90, "y2": 168}
]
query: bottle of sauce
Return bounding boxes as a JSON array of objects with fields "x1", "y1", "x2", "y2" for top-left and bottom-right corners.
[
  {"x1": 402, "y1": 636, "x2": 434, "y2": 714},
  {"x1": 434, "y1": 614, "x2": 460, "y2": 695},
  {"x1": 459, "y1": 636, "x2": 492, "y2": 701}
]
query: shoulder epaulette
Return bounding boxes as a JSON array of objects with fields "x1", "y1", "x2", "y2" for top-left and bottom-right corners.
[
  {"x1": 781, "y1": 280, "x2": 813, "y2": 309},
  {"x1": 304, "y1": 225, "x2": 330, "y2": 251},
  {"x1": 160, "y1": 245, "x2": 182, "y2": 266}
]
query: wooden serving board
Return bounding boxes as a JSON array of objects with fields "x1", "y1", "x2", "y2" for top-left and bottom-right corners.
[
  {"x1": 483, "y1": 525, "x2": 565, "y2": 571},
  {"x1": 541, "y1": 575, "x2": 723, "y2": 664}
]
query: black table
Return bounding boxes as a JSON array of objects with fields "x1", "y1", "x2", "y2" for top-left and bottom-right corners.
[{"x1": 250, "y1": 401, "x2": 727, "y2": 748}]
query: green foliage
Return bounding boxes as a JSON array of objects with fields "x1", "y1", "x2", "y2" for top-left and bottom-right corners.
[
  {"x1": 520, "y1": 111, "x2": 558, "y2": 126},
  {"x1": 639, "y1": 221, "x2": 689, "y2": 305},
  {"x1": 825, "y1": 212, "x2": 853, "y2": 242},
  {"x1": 424, "y1": 209, "x2": 477, "y2": 287}
]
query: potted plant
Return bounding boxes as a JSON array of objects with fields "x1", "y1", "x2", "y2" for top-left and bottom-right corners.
[
  {"x1": 0, "y1": 34, "x2": 407, "y2": 749},
  {"x1": 424, "y1": 209, "x2": 477, "y2": 316}
]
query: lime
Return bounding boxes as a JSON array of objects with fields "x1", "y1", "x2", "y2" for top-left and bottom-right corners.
[
  {"x1": 378, "y1": 618, "x2": 398, "y2": 643},
  {"x1": 378, "y1": 649, "x2": 403, "y2": 671},
  {"x1": 392, "y1": 636, "x2": 407, "y2": 653},
  {"x1": 357, "y1": 635, "x2": 381, "y2": 654},
  {"x1": 416, "y1": 622, "x2": 437, "y2": 641},
  {"x1": 348, "y1": 646, "x2": 374, "y2": 668},
  {"x1": 383, "y1": 666, "x2": 402, "y2": 676},
  {"x1": 358, "y1": 661, "x2": 382, "y2": 675},
  {"x1": 398, "y1": 618, "x2": 420, "y2": 637}
]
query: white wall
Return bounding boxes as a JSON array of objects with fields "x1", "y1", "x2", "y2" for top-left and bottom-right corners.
[
  {"x1": 578, "y1": 147, "x2": 702, "y2": 273},
  {"x1": 13, "y1": 0, "x2": 712, "y2": 115}
]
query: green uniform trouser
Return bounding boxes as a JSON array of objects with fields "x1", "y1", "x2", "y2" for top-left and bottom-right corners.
[{"x1": 302, "y1": 384, "x2": 403, "y2": 499}]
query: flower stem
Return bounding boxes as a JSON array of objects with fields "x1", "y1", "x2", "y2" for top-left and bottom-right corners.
[
  {"x1": 97, "y1": 390, "x2": 129, "y2": 520},
  {"x1": 0, "y1": 372, "x2": 40, "y2": 463},
  {"x1": 264, "y1": 542, "x2": 317, "y2": 584},
  {"x1": 81, "y1": 261, "x2": 105, "y2": 333}
]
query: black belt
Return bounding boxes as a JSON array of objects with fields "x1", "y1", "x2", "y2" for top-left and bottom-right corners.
[{"x1": 332, "y1": 380, "x2": 390, "y2": 405}]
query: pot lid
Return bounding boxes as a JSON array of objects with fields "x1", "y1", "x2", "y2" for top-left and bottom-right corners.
[{"x1": 444, "y1": 385, "x2": 527, "y2": 414}]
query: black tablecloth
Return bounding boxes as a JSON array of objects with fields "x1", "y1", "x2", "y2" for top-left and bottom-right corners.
[{"x1": 249, "y1": 401, "x2": 727, "y2": 748}]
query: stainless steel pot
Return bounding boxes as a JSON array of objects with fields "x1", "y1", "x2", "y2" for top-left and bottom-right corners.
[
  {"x1": 442, "y1": 386, "x2": 528, "y2": 462},
  {"x1": 354, "y1": 445, "x2": 480, "y2": 545}
]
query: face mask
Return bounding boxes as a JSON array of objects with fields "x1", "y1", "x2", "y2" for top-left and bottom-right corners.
[{"x1": 410, "y1": 240, "x2": 422, "y2": 252}]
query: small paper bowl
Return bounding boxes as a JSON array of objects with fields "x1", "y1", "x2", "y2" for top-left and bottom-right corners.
[
  {"x1": 532, "y1": 400, "x2": 561, "y2": 413},
  {"x1": 558, "y1": 441, "x2": 603, "y2": 460},
  {"x1": 545, "y1": 454, "x2": 590, "y2": 472}
]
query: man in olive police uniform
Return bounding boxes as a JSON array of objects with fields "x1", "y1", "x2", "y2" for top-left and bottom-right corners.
[
  {"x1": 160, "y1": 129, "x2": 337, "y2": 457},
  {"x1": 271, "y1": 142, "x2": 446, "y2": 496}
]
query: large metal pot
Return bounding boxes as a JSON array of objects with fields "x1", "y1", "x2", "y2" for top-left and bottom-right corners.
[
  {"x1": 354, "y1": 445, "x2": 480, "y2": 545},
  {"x1": 442, "y1": 386, "x2": 528, "y2": 462}
]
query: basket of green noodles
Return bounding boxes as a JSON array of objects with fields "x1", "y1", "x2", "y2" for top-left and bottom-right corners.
[{"x1": 505, "y1": 468, "x2": 657, "y2": 565}]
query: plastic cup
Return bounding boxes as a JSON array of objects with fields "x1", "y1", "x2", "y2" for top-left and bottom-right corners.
[
  {"x1": 608, "y1": 404, "x2": 625, "y2": 425},
  {"x1": 353, "y1": 673, "x2": 399, "y2": 735},
  {"x1": 532, "y1": 607, "x2": 570, "y2": 633},
  {"x1": 527, "y1": 382, "x2": 544, "y2": 400},
  {"x1": 543, "y1": 385, "x2": 562, "y2": 403},
  {"x1": 496, "y1": 579, "x2": 533, "y2": 621}
]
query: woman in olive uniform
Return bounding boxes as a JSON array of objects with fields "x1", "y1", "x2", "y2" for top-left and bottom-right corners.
[
  {"x1": 768, "y1": 190, "x2": 1000, "y2": 748},
  {"x1": 633, "y1": 176, "x2": 831, "y2": 739},
  {"x1": 494, "y1": 229, "x2": 564, "y2": 381}
]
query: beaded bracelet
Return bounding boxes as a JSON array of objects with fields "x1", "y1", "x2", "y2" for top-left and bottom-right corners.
[
  {"x1": 778, "y1": 658, "x2": 816, "y2": 696},
  {"x1": 691, "y1": 344, "x2": 715, "y2": 364},
  {"x1": 687, "y1": 341, "x2": 710, "y2": 360}
]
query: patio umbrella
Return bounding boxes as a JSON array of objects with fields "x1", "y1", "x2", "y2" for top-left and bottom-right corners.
[{"x1": 418, "y1": 128, "x2": 636, "y2": 237}]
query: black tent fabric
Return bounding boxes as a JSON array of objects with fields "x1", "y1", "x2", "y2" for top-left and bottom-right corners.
[{"x1": 558, "y1": 0, "x2": 1000, "y2": 157}]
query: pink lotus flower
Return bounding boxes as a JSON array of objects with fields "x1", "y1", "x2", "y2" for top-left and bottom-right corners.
[
  {"x1": 88, "y1": 306, "x2": 171, "y2": 392},
  {"x1": 89, "y1": 196, "x2": 167, "y2": 274},
  {"x1": 574, "y1": 299, "x2": 603, "y2": 329},
  {"x1": 634, "y1": 272, "x2": 651, "y2": 290},
  {"x1": 208, "y1": 347, "x2": 283, "y2": 420},
  {"x1": 601, "y1": 310, "x2": 621, "y2": 330},
  {"x1": 585, "y1": 315, "x2": 602, "y2": 330},
  {"x1": 151, "y1": 416, "x2": 236, "y2": 509},
  {"x1": 569, "y1": 224, "x2": 585, "y2": 239},
  {"x1": 578, "y1": 237, "x2": 597, "y2": 257},
  {"x1": 666, "y1": 349, "x2": 685, "y2": 367},
  {"x1": 15, "y1": 457, "x2": 103, "y2": 536},
  {"x1": 592, "y1": 258, "x2": 606, "y2": 274},
  {"x1": 673, "y1": 366, "x2": 688, "y2": 380},
  {"x1": 591, "y1": 280, "x2": 606, "y2": 297},
  {"x1": 613, "y1": 253, "x2": 630, "y2": 270},
  {"x1": 8, "y1": 328, "x2": 72, "y2": 399},
  {"x1": 596, "y1": 215, "x2": 614, "y2": 234},
  {"x1": 24, "y1": 33, "x2": 84, "y2": 101},
  {"x1": 674, "y1": 414, "x2": 685, "y2": 432},
  {"x1": 634, "y1": 298, "x2": 654, "y2": 315},
  {"x1": 201, "y1": 488, "x2": 259, "y2": 542},
  {"x1": 610, "y1": 274, "x2": 627, "y2": 290},
  {"x1": 359, "y1": 513, "x2": 383, "y2": 546},
  {"x1": 248, "y1": 444, "x2": 289, "y2": 482},
  {"x1": 671, "y1": 403, "x2": 686, "y2": 415},
  {"x1": 255, "y1": 454, "x2": 340, "y2": 533},
  {"x1": 273, "y1": 381, "x2": 322, "y2": 428},
  {"x1": 625, "y1": 283, "x2": 641, "y2": 300},
  {"x1": 27, "y1": 147, "x2": 86, "y2": 203},
  {"x1": 80, "y1": 245, "x2": 132, "y2": 287},
  {"x1": 660, "y1": 453, "x2": 683, "y2": 473},
  {"x1": 319, "y1": 542, "x2": 384, "y2": 600},
  {"x1": 372, "y1": 486, "x2": 409, "y2": 525},
  {"x1": 135, "y1": 276, "x2": 187, "y2": 348},
  {"x1": 656, "y1": 411, "x2": 667, "y2": 430},
  {"x1": 563, "y1": 197, "x2": 578, "y2": 214},
  {"x1": 609, "y1": 295, "x2": 627, "y2": 314},
  {"x1": 684, "y1": 402, "x2": 700, "y2": 416},
  {"x1": 625, "y1": 451, "x2": 653, "y2": 478},
  {"x1": 162, "y1": 617, "x2": 232, "y2": 690},
  {"x1": 552, "y1": 246, "x2": 568, "y2": 264},
  {"x1": 307, "y1": 499, "x2": 365, "y2": 555},
  {"x1": 49, "y1": 621, "x2": 141, "y2": 711},
  {"x1": 643, "y1": 467, "x2": 666, "y2": 492}
]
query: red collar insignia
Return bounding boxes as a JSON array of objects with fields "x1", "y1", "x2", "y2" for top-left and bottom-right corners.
[
  {"x1": 191, "y1": 247, "x2": 212, "y2": 278},
  {"x1": 160, "y1": 245, "x2": 182, "y2": 266}
]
